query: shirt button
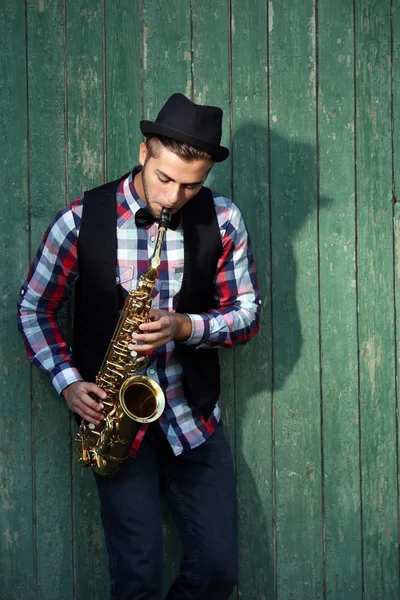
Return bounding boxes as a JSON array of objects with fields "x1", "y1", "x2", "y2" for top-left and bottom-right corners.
[
  {"x1": 116, "y1": 276, "x2": 120, "y2": 283},
  {"x1": 20, "y1": 289, "x2": 25, "y2": 295},
  {"x1": 150, "y1": 235, "x2": 155, "y2": 242},
  {"x1": 149, "y1": 368, "x2": 155, "y2": 375}
]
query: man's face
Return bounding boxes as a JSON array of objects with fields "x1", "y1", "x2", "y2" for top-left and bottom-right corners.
[{"x1": 139, "y1": 143, "x2": 212, "y2": 217}]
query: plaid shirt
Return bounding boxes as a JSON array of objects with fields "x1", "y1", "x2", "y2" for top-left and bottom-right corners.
[{"x1": 17, "y1": 169, "x2": 261, "y2": 456}]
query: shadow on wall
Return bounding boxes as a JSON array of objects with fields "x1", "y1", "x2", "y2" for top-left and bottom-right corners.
[
  {"x1": 233, "y1": 123, "x2": 331, "y2": 389},
  {"x1": 228, "y1": 122, "x2": 331, "y2": 595},
  {"x1": 232, "y1": 121, "x2": 332, "y2": 390}
]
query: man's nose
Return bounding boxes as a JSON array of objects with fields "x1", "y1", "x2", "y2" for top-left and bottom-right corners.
[{"x1": 166, "y1": 185, "x2": 181, "y2": 204}]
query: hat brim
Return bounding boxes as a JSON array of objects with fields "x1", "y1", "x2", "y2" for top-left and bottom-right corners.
[{"x1": 140, "y1": 121, "x2": 229, "y2": 162}]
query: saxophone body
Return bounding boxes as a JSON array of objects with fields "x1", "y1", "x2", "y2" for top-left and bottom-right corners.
[{"x1": 75, "y1": 208, "x2": 171, "y2": 476}]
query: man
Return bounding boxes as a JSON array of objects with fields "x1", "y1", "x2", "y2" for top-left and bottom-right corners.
[{"x1": 17, "y1": 93, "x2": 261, "y2": 600}]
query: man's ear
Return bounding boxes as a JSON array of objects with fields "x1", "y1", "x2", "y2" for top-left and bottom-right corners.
[{"x1": 139, "y1": 142, "x2": 148, "y2": 166}]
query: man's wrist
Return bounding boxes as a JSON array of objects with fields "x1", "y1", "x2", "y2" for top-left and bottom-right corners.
[
  {"x1": 174, "y1": 313, "x2": 193, "y2": 342},
  {"x1": 60, "y1": 378, "x2": 83, "y2": 398},
  {"x1": 52, "y1": 366, "x2": 83, "y2": 396}
]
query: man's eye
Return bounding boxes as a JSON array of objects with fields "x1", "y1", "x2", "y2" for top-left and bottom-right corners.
[{"x1": 158, "y1": 177, "x2": 169, "y2": 184}]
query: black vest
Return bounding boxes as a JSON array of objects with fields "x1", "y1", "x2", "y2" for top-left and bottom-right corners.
[{"x1": 72, "y1": 174, "x2": 223, "y2": 421}]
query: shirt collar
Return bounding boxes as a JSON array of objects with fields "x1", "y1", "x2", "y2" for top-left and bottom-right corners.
[{"x1": 117, "y1": 165, "x2": 147, "y2": 227}]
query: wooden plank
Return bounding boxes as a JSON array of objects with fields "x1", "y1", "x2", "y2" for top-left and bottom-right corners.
[
  {"x1": 66, "y1": 1, "x2": 108, "y2": 598},
  {"x1": 143, "y1": 0, "x2": 191, "y2": 117},
  {"x1": 192, "y1": 0, "x2": 230, "y2": 196},
  {"x1": 394, "y1": 0, "x2": 400, "y2": 567},
  {"x1": 269, "y1": 0, "x2": 324, "y2": 597},
  {"x1": 317, "y1": 1, "x2": 362, "y2": 598},
  {"x1": 0, "y1": 3, "x2": 33, "y2": 599},
  {"x1": 395, "y1": 0, "x2": 400, "y2": 205},
  {"x1": 26, "y1": 3, "x2": 73, "y2": 598},
  {"x1": 230, "y1": 1, "x2": 273, "y2": 599},
  {"x1": 66, "y1": 0, "x2": 105, "y2": 198},
  {"x1": 106, "y1": 0, "x2": 142, "y2": 180},
  {"x1": 356, "y1": 0, "x2": 399, "y2": 598},
  {"x1": 394, "y1": 0, "x2": 400, "y2": 483},
  {"x1": 142, "y1": 0, "x2": 191, "y2": 592}
]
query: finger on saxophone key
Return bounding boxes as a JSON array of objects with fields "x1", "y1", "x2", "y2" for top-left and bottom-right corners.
[{"x1": 128, "y1": 342, "x2": 138, "y2": 360}]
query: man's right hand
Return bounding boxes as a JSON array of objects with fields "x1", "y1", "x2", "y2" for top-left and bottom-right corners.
[{"x1": 62, "y1": 381, "x2": 106, "y2": 425}]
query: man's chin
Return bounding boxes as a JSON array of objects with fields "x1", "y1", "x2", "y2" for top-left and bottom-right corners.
[{"x1": 147, "y1": 203, "x2": 160, "y2": 219}]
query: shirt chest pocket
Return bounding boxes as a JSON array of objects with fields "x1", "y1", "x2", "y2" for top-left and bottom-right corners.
[
  {"x1": 157, "y1": 260, "x2": 184, "y2": 302},
  {"x1": 171, "y1": 261, "x2": 184, "y2": 293},
  {"x1": 116, "y1": 266, "x2": 135, "y2": 291}
]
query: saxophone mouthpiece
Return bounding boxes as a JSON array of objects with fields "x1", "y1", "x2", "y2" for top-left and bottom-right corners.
[{"x1": 158, "y1": 208, "x2": 172, "y2": 229}]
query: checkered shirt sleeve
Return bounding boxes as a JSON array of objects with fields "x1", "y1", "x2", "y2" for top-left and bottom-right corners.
[
  {"x1": 184, "y1": 194, "x2": 261, "y2": 348},
  {"x1": 17, "y1": 199, "x2": 83, "y2": 394}
]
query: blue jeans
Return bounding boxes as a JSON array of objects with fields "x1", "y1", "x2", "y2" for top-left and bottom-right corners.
[{"x1": 94, "y1": 421, "x2": 238, "y2": 600}]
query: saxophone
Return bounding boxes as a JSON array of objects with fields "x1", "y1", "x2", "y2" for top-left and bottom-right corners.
[{"x1": 75, "y1": 208, "x2": 172, "y2": 476}]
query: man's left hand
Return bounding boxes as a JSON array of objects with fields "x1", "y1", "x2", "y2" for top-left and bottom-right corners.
[{"x1": 131, "y1": 308, "x2": 192, "y2": 352}]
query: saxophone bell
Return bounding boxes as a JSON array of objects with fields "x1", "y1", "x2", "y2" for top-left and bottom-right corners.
[{"x1": 119, "y1": 375, "x2": 165, "y2": 423}]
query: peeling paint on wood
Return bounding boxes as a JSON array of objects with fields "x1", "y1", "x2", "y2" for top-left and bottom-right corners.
[
  {"x1": 270, "y1": 0, "x2": 322, "y2": 597},
  {"x1": 0, "y1": 0, "x2": 34, "y2": 597},
  {"x1": 356, "y1": 0, "x2": 399, "y2": 598}
]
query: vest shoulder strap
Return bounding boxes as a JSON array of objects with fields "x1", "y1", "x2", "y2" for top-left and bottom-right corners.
[{"x1": 78, "y1": 174, "x2": 129, "y2": 290}]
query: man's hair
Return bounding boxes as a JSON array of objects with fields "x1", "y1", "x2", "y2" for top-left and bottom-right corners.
[{"x1": 145, "y1": 135, "x2": 214, "y2": 163}]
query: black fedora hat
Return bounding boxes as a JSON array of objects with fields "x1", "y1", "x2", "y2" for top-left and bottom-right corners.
[{"x1": 140, "y1": 93, "x2": 229, "y2": 162}]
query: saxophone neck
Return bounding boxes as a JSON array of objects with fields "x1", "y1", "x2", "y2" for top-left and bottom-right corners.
[
  {"x1": 149, "y1": 208, "x2": 171, "y2": 270},
  {"x1": 137, "y1": 208, "x2": 171, "y2": 286}
]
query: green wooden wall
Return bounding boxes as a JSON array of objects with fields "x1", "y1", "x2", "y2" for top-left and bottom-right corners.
[{"x1": 1, "y1": 0, "x2": 399, "y2": 598}]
